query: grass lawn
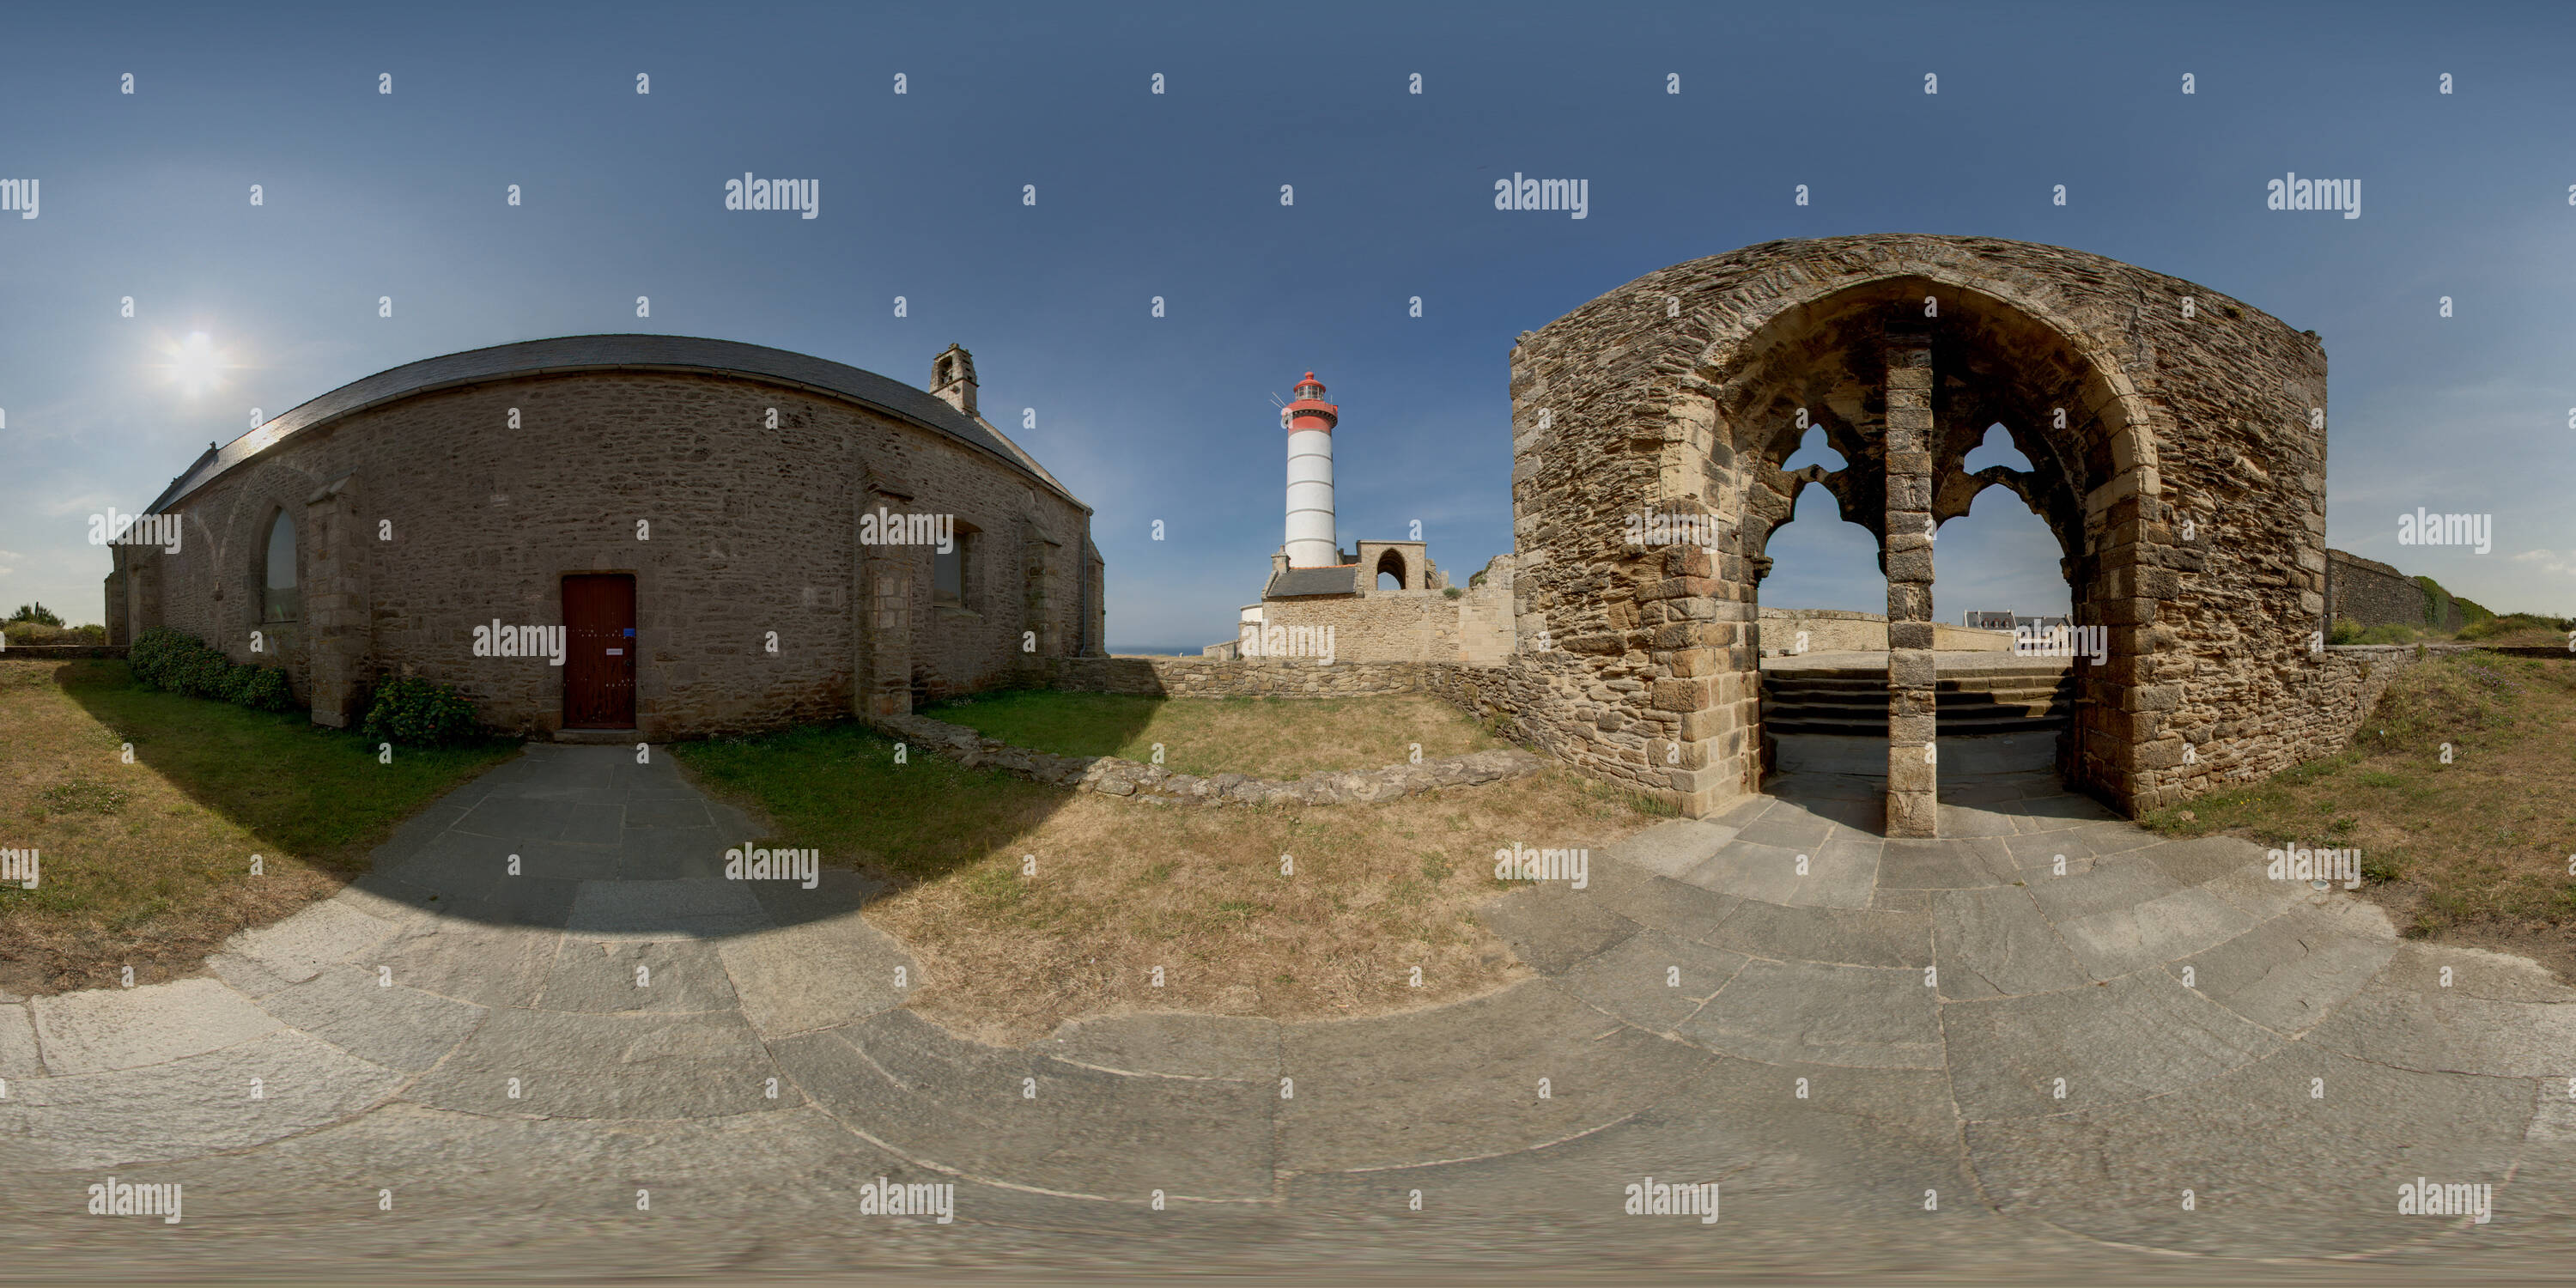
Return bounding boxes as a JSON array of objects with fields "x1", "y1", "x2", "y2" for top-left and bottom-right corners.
[
  {"x1": 916, "y1": 690, "x2": 1507, "y2": 780},
  {"x1": 675, "y1": 717, "x2": 1671, "y2": 1044},
  {"x1": 2142, "y1": 653, "x2": 2576, "y2": 979},
  {"x1": 0, "y1": 659, "x2": 519, "y2": 995}
]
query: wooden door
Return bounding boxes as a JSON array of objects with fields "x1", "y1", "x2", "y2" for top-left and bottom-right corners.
[{"x1": 562, "y1": 574, "x2": 636, "y2": 728}]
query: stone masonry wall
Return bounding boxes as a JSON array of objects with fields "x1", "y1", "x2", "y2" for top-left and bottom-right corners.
[
  {"x1": 118, "y1": 368, "x2": 1094, "y2": 738},
  {"x1": 1252, "y1": 586, "x2": 1516, "y2": 665},
  {"x1": 1506, "y1": 234, "x2": 2331, "y2": 820},
  {"x1": 2326, "y1": 549, "x2": 2456, "y2": 632}
]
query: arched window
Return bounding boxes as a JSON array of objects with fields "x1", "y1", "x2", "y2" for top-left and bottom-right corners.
[
  {"x1": 262, "y1": 511, "x2": 300, "y2": 623},
  {"x1": 1374, "y1": 548, "x2": 1409, "y2": 591}
]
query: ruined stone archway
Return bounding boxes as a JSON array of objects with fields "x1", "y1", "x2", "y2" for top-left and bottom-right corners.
[{"x1": 1505, "y1": 235, "x2": 2330, "y2": 832}]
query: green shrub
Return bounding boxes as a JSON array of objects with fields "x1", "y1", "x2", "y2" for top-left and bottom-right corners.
[
  {"x1": 125, "y1": 626, "x2": 300, "y2": 713},
  {"x1": 361, "y1": 676, "x2": 483, "y2": 747},
  {"x1": 176, "y1": 647, "x2": 234, "y2": 700},
  {"x1": 127, "y1": 626, "x2": 195, "y2": 690},
  {"x1": 230, "y1": 665, "x2": 296, "y2": 712}
]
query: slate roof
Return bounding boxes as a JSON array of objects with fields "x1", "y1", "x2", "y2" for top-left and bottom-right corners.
[
  {"x1": 1264, "y1": 565, "x2": 1361, "y2": 598},
  {"x1": 144, "y1": 334, "x2": 1086, "y2": 513}
]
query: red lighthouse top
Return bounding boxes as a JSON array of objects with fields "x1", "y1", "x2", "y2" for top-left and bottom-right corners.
[{"x1": 1285, "y1": 371, "x2": 1338, "y2": 432}]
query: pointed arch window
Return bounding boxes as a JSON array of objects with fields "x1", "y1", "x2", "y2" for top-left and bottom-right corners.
[{"x1": 262, "y1": 511, "x2": 300, "y2": 623}]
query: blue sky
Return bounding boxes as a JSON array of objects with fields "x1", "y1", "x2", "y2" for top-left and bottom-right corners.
[{"x1": 5, "y1": 1, "x2": 2572, "y2": 647}]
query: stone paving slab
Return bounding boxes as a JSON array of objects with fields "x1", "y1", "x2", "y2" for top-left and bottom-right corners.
[
  {"x1": 1601, "y1": 817, "x2": 1741, "y2": 878},
  {"x1": 2023, "y1": 854, "x2": 2182, "y2": 922},
  {"x1": 2172, "y1": 903, "x2": 2396, "y2": 1035},
  {"x1": 252, "y1": 963, "x2": 489, "y2": 1072},
  {"x1": 216, "y1": 896, "x2": 400, "y2": 987},
  {"x1": 1278, "y1": 980, "x2": 1710, "y2": 1174},
  {"x1": 1932, "y1": 886, "x2": 2089, "y2": 1000},
  {"x1": 566, "y1": 878, "x2": 772, "y2": 940},
  {"x1": 2376, "y1": 941, "x2": 2576, "y2": 1003},
  {"x1": 368, "y1": 909, "x2": 565, "y2": 1007},
  {"x1": 1578, "y1": 865, "x2": 1742, "y2": 946},
  {"x1": 2141, "y1": 834, "x2": 2272, "y2": 888},
  {"x1": 1678, "y1": 959, "x2": 1943, "y2": 1069},
  {"x1": 537, "y1": 939, "x2": 744, "y2": 1013},
  {"x1": 1877, "y1": 835, "x2": 2014, "y2": 890},
  {"x1": 778, "y1": 1009, "x2": 1277, "y2": 1200},
  {"x1": 0, "y1": 1028, "x2": 402, "y2": 1170},
  {"x1": 2053, "y1": 885, "x2": 2260, "y2": 981},
  {"x1": 1965, "y1": 1038, "x2": 2543, "y2": 1257},
  {"x1": 1474, "y1": 884, "x2": 1637, "y2": 974},
  {"x1": 2300, "y1": 982, "x2": 2576, "y2": 1078},
  {"x1": 1552, "y1": 928, "x2": 1749, "y2": 1033},
  {"x1": 1705, "y1": 899, "x2": 1931, "y2": 969},
  {"x1": 715, "y1": 914, "x2": 914, "y2": 1037},
  {"x1": 1035, "y1": 1012, "x2": 1279, "y2": 1081},
  {"x1": 404, "y1": 1006, "x2": 784, "y2": 1120},
  {"x1": 1942, "y1": 969, "x2": 2283, "y2": 1119},
  {"x1": 30, "y1": 977, "x2": 282, "y2": 1076}
]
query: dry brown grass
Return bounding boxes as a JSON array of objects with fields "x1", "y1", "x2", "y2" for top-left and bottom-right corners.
[
  {"x1": 0, "y1": 659, "x2": 513, "y2": 995},
  {"x1": 865, "y1": 767, "x2": 1669, "y2": 1045},
  {"x1": 919, "y1": 690, "x2": 1505, "y2": 780}
]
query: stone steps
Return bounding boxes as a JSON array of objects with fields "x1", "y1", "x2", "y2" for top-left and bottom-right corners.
[{"x1": 1762, "y1": 659, "x2": 2076, "y2": 738}]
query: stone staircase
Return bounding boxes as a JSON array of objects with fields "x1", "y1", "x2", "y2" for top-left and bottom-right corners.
[{"x1": 1759, "y1": 655, "x2": 2075, "y2": 737}]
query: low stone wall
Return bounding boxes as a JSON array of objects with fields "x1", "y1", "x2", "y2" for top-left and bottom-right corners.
[
  {"x1": 0, "y1": 644, "x2": 129, "y2": 659},
  {"x1": 1253, "y1": 585, "x2": 1517, "y2": 665},
  {"x1": 1755, "y1": 609, "x2": 2012, "y2": 654},
  {"x1": 876, "y1": 711, "x2": 1545, "y2": 807}
]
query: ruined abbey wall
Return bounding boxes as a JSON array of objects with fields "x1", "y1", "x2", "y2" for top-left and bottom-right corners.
[{"x1": 1505, "y1": 234, "x2": 2334, "y2": 821}]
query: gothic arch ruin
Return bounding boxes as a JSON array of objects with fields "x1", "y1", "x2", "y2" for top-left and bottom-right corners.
[{"x1": 1506, "y1": 234, "x2": 2334, "y2": 833}]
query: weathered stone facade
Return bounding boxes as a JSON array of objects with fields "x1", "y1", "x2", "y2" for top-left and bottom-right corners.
[
  {"x1": 106, "y1": 337, "x2": 1104, "y2": 738},
  {"x1": 1505, "y1": 234, "x2": 2335, "y2": 824},
  {"x1": 2326, "y1": 549, "x2": 2460, "y2": 632}
]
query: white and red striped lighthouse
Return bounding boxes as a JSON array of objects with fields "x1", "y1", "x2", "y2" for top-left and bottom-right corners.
[{"x1": 1282, "y1": 371, "x2": 1339, "y2": 568}]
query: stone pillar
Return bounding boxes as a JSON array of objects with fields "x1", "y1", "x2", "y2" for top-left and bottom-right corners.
[
  {"x1": 302, "y1": 474, "x2": 372, "y2": 728},
  {"x1": 1882, "y1": 327, "x2": 1938, "y2": 837}
]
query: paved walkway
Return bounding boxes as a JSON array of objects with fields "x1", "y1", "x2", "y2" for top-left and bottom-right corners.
[{"x1": 2, "y1": 744, "x2": 2571, "y2": 1279}]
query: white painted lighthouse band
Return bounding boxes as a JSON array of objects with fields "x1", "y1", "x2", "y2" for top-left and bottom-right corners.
[{"x1": 1282, "y1": 371, "x2": 1340, "y2": 568}]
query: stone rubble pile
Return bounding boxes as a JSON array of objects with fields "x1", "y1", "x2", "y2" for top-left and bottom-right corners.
[{"x1": 877, "y1": 713, "x2": 1545, "y2": 807}]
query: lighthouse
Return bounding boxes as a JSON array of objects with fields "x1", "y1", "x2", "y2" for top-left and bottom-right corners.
[{"x1": 1281, "y1": 371, "x2": 1339, "y2": 568}]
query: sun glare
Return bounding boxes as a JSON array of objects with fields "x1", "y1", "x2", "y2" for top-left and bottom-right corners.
[{"x1": 162, "y1": 331, "x2": 229, "y2": 396}]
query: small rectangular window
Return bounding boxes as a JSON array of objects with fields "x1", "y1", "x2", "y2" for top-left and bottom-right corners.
[{"x1": 933, "y1": 538, "x2": 965, "y2": 606}]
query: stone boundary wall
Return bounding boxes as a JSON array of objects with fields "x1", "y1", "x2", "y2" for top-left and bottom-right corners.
[
  {"x1": 1252, "y1": 585, "x2": 1518, "y2": 665},
  {"x1": 0, "y1": 645, "x2": 130, "y2": 659},
  {"x1": 1755, "y1": 609, "x2": 2012, "y2": 654},
  {"x1": 875, "y1": 711, "x2": 1544, "y2": 807},
  {"x1": 2325, "y1": 550, "x2": 2458, "y2": 632}
]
